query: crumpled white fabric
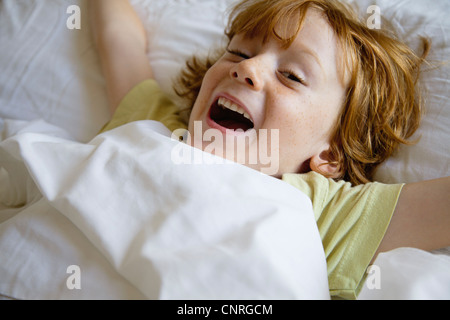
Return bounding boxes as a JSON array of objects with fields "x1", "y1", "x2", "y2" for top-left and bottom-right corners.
[
  {"x1": 0, "y1": 120, "x2": 329, "y2": 300},
  {"x1": 358, "y1": 248, "x2": 450, "y2": 300}
]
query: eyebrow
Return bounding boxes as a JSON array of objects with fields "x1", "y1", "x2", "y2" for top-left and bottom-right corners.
[
  {"x1": 232, "y1": 34, "x2": 327, "y2": 81},
  {"x1": 296, "y1": 48, "x2": 326, "y2": 80}
]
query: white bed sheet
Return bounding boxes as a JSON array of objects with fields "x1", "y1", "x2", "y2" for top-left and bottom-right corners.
[
  {"x1": 1, "y1": 0, "x2": 449, "y2": 300},
  {"x1": 0, "y1": 119, "x2": 329, "y2": 300}
]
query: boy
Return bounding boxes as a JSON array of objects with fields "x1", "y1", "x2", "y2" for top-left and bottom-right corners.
[{"x1": 90, "y1": 0, "x2": 449, "y2": 299}]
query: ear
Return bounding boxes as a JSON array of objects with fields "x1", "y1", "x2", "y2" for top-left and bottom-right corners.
[{"x1": 309, "y1": 148, "x2": 342, "y2": 179}]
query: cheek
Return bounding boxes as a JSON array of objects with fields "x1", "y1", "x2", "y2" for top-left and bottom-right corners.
[
  {"x1": 271, "y1": 95, "x2": 337, "y2": 151},
  {"x1": 202, "y1": 61, "x2": 228, "y2": 88},
  {"x1": 192, "y1": 64, "x2": 224, "y2": 106},
  {"x1": 269, "y1": 95, "x2": 317, "y2": 135},
  {"x1": 189, "y1": 69, "x2": 217, "y2": 121}
]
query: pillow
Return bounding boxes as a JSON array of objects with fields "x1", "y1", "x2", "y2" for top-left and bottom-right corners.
[
  {"x1": 0, "y1": 0, "x2": 111, "y2": 142},
  {"x1": 131, "y1": 0, "x2": 450, "y2": 184},
  {"x1": 346, "y1": 0, "x2": 450, "y2": 183},
  {"x1": 130, "y1": 0, "x2": 237, "y2": 106}
]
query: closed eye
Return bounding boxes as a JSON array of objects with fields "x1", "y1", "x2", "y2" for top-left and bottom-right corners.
[
  {"x1": 226, "y1": 48, "x2": 250, "y2": 60},
  {"x1": 280, "y1": 70, "x2": 306, "y2": 85}
]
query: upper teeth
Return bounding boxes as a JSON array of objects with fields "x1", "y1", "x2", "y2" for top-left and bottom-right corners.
[{"x1": 218, "y1": 97, "x2": 252, "y2": 122}]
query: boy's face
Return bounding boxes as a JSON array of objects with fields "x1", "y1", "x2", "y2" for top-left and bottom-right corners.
[{"x1": 188, "y1": 10, "x2": 348, "y2": 177}]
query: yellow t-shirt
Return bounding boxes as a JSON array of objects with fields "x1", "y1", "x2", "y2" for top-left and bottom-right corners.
[
  {"x1": 100, "y1": 79, "x2": 187, "y2": 134},
  {"x1": 100, "y1": 79, "x2": 404, "y2": 300}
]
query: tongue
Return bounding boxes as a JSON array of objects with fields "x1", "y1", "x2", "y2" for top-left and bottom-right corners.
[
  {"x1": 216, "y1": 119, "x2": 250, "y2": 131},
  {"x1": 211, "y1": 103, "x2": 254, "y2": 131}
]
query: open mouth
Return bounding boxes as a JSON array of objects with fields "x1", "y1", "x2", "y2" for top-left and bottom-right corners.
[{"x1": 209, "y1": 97, "x2": 255, "y2": 131}]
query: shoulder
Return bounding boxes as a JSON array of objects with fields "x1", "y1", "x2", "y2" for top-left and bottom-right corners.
[
  {"x1": 282, "y1": 171, "x2": 403, "y2": 221},
  {"x1": 100, "y1": 79, "x2": 188, "y2": 134}
]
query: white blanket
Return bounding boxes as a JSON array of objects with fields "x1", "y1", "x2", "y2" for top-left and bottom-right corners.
[{"x1": 0, "y1": 120, "x2": 329, "y2": 300}]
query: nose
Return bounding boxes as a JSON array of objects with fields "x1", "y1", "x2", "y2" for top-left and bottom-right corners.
[{"x1": 230, "y1": 58, "x2": 263, "y2": 90}]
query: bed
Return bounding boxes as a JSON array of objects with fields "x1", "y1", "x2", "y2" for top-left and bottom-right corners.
[{"x1": 0, "y1": 0, "x2": 449, "y2": 300}]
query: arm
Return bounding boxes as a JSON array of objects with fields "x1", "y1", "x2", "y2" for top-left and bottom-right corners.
[
  {"x1": 375, "y1": 176, "x2": 450, "y2": 260},
  {"x1": 89, "y1": 0, "x2": 153, "y2": 114}
]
